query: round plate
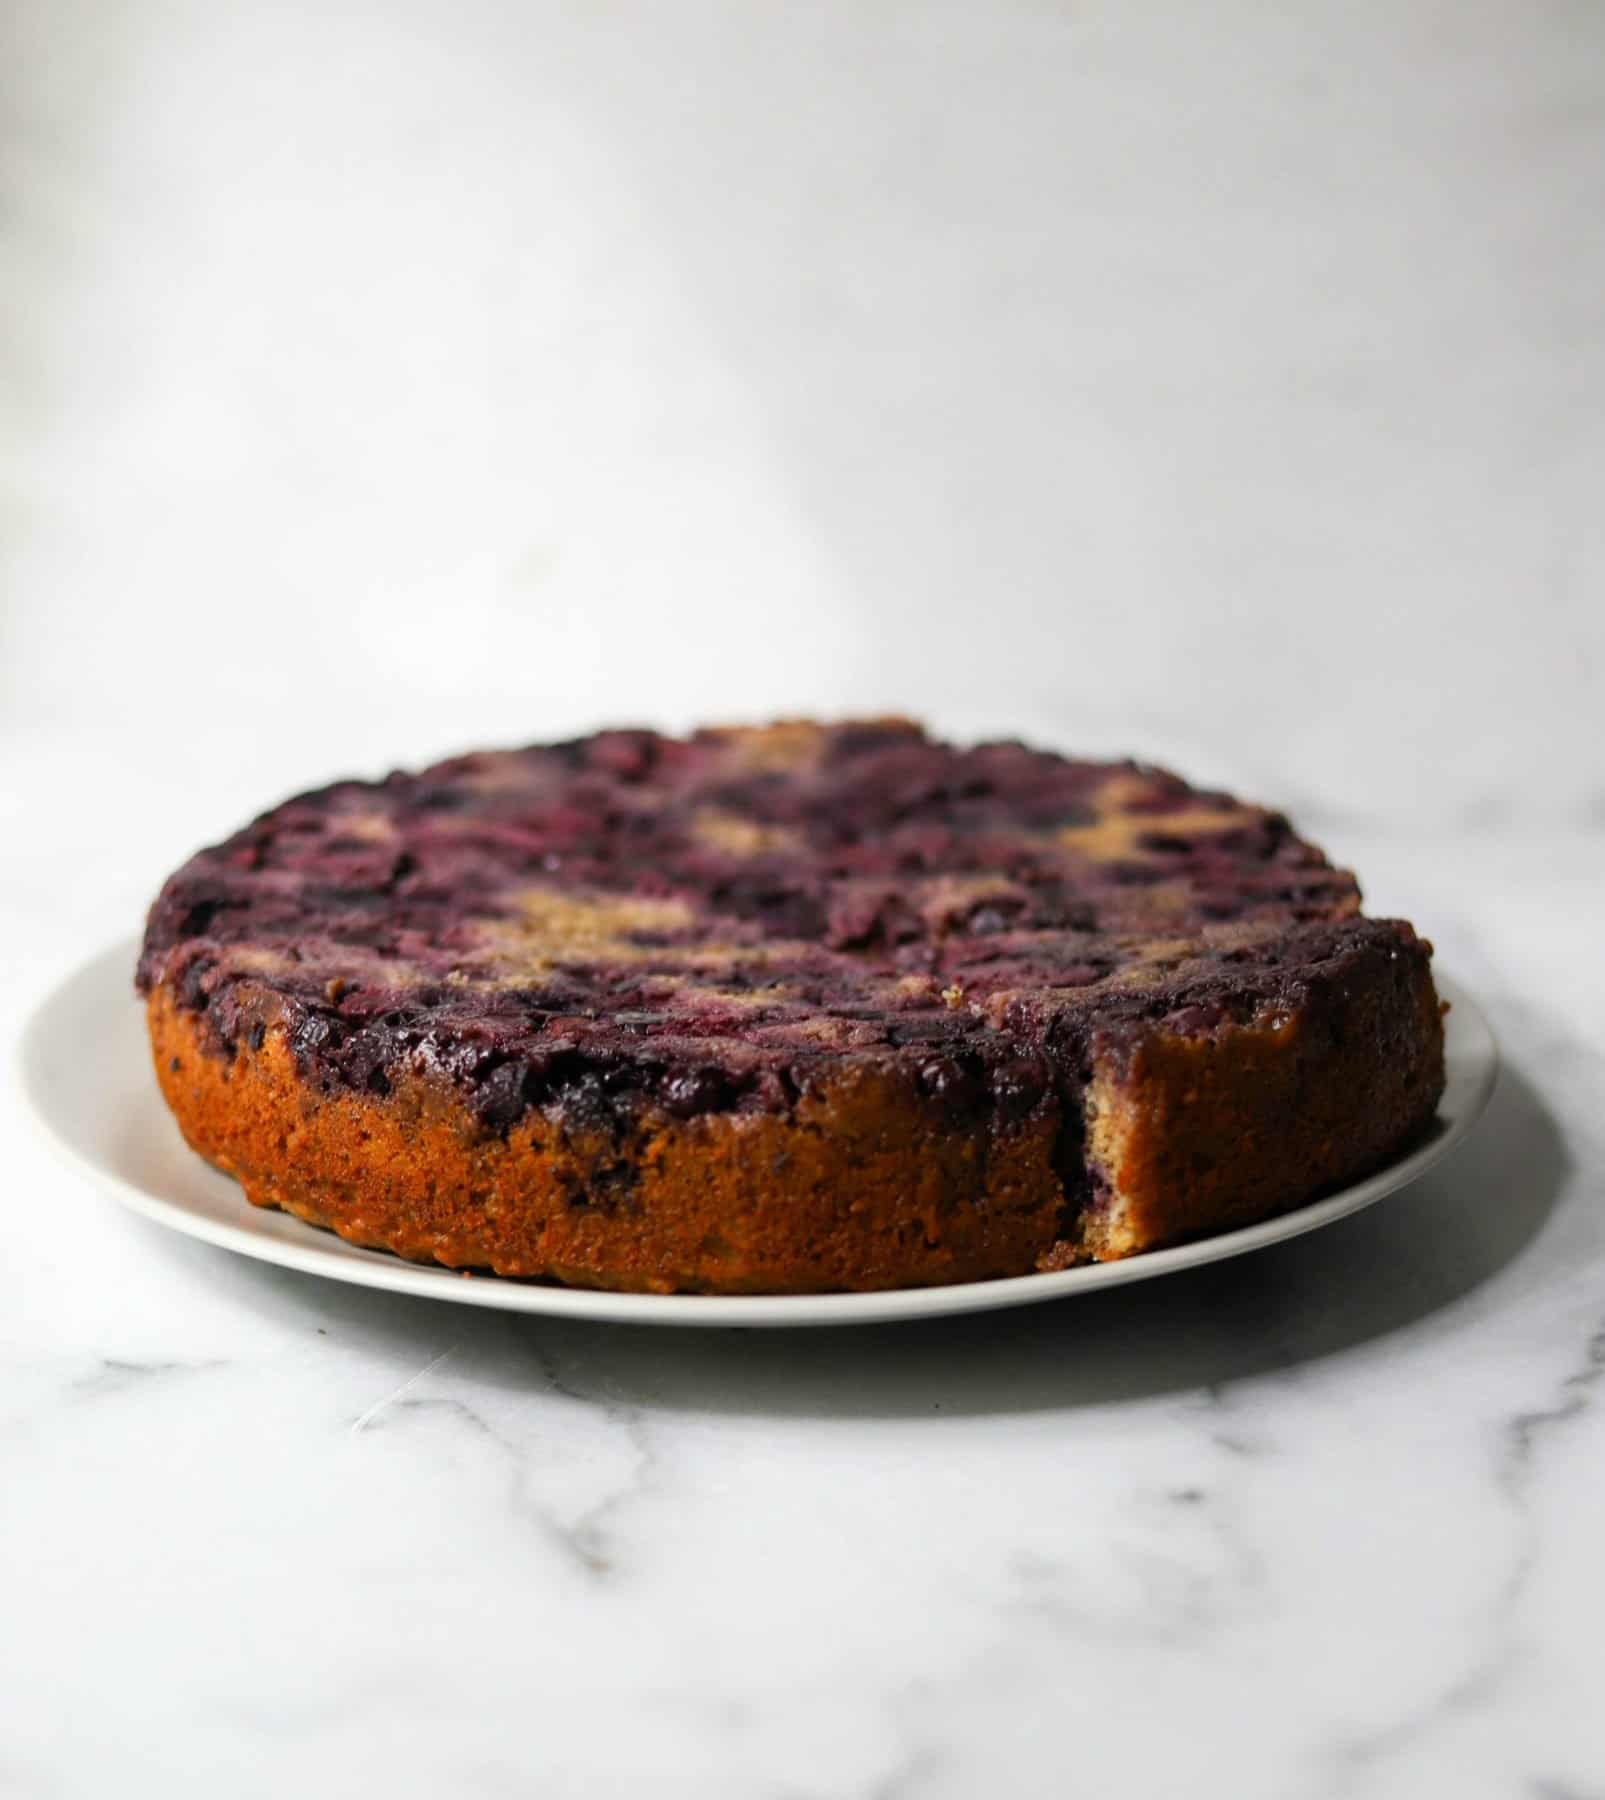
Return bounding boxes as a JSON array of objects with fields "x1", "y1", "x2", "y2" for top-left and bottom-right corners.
[{"x1": 18, "y1": 939, "x2": 1497, "y2": 1327}]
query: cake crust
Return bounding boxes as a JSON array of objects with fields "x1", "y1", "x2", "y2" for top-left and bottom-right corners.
[{"x1": 137, "y1": 720, "x2": 1445, "y2": 1292}]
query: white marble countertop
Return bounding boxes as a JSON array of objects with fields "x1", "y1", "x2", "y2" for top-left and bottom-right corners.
[{"x1": 5, "y1": 2, "x2": 1603, "y2": 1793}]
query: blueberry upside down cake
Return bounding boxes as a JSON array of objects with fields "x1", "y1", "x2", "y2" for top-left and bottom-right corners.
[{"x1": 138, "y1": 720, "x2": 1444, "y2": 1293}]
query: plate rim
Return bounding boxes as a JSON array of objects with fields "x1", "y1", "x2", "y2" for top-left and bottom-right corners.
[{"x1": 16, "y1": 938, "x2": 1499, "y2": 1328}]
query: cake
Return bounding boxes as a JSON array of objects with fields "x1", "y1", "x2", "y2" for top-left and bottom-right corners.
[{"x1": 136, "y1": 720, "x2": 1445, "y2": 1293}]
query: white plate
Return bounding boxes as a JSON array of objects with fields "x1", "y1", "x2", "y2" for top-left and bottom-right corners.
[{"x1": 18, "y1": 939, "x2": 1497, "y2": 1328}]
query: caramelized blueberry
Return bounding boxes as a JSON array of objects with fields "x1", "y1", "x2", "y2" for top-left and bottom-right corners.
[
  {"x1": 918, "y1": 1055, "x2": 984, "y2": 1113},
  {"x1": 662, "y1": 1067, "x2": 732, "y2": 1117},
  {"x1": 993, "y1": 1054, "x2": 1049, "y2": 1120}
]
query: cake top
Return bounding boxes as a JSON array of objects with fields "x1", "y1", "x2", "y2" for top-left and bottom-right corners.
[{"x1": 139, "y1": 719, "x2": 1392, "y2": 1125}]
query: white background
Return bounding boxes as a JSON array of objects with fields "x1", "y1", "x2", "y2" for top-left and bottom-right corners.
[{"x1": 4, "y1": 4, "x2": 1602, "y2": 1796}]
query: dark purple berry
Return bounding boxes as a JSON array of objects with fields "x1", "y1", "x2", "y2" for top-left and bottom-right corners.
[
  {"x1": 992, "y1": 1054, "x2": 1050, "y2": 1120},
  {"x1": 918, "y1": 1055, "x2": 984, "y2": 1112},
  {"x1": 662, "y1": 1067, "x2": 732, "y2": 1117}
]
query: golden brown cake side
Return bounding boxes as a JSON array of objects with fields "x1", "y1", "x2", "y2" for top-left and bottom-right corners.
[
  {"x1": 146, "y1": 986, "x2": 1071, "y2": 1293},
  {"x1": 146, "y1": 927, "x2": 1444, "y2": 1293}
]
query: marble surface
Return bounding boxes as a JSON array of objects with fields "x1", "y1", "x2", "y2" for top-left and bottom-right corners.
[{"x1": 4, "y1": 2, "x2": 1604, "y2": 1794}]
